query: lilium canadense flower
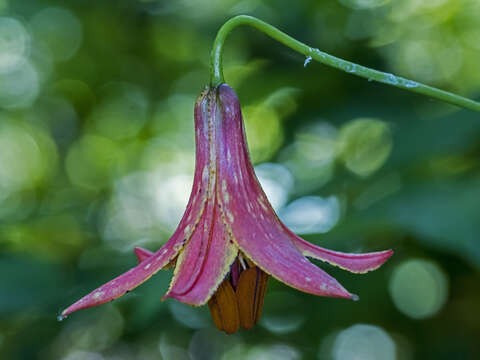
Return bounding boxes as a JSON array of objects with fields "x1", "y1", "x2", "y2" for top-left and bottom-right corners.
[{"x1": 61, "y1": 84, "x2": 393, "y2": 334}]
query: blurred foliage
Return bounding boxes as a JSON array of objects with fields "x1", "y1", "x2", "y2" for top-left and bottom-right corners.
[{"x1": 0, "y1": 0, "x2": 479, "y2": 359}]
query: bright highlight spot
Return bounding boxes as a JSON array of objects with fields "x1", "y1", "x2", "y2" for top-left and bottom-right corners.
[
  {"x1": 389, "y1": 258, "x2": 449, "y2": 319},
  {"x1": 0, "y1": 61, "x2": 39, "y2": 109},
  {"x1": 151, "y1": 173, "x2": 193, "y2": 231},
  {"x1": 0, "y1": 121, "x2": 56, "y2": 194},
  {"x1": 332, "y1": 324, "x2": 396, "y2": 360},
  {"x1": 340, "y1": 0, "x2": 390, "y2": 10},
  {"x1": 279, "y1": 195, "x2": 340, "y2": 234},
  {"x1": 280, "y1": 122, "x2": 338, "y2": 190},
  {"x1": 261, "y1": 315, "x2": 304, "y2": 335},
  {"x1": 31, "y1": 7, "x2": 83, "y2": 62},
  {"x1": 0, "y1": 17, "x2": 29, "y2": 73},
  {"x1": 337, "y1": 118, "x2": 392, "y2": 177},
  {"x1": 89, "y1": 83, "x2": 149, "y2": 140},
  {"x1": 244, "y1": 105, "x2": 283, "y2": 163},
  {"x1": 0, "y1": 124, "x2": 42, "y2": 193},
  {"x1": 246, "y1": 344, "x2": 300, "y2": 360},
  {"x1": 102, "y1": 172, "x2": 155, "y2": 251},
  {"x1": 66, "y1": 134, "x2": 121, "y2": 190},
  {"x1": 255, "y1": 163, "x2": 294, "y2": 211}
]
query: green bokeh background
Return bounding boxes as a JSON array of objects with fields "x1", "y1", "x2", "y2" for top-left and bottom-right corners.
[{"x1": 1, "y1": 0, "x2": 479, "y2": 359}]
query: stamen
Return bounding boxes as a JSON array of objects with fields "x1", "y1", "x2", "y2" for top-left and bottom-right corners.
[
  {"x1": 236, "y1": 266, "x2": 269, "y2": 329},
  {"x1": 208, "y1": 279, "x2": 240, "y2": 334}
]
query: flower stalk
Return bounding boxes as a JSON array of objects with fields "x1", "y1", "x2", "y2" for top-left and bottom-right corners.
[{"x1": 211, "y1": 15, "x2": 480, "y2": 112}]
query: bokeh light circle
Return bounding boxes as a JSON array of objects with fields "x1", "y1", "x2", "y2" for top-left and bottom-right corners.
[
  {"x1": 30, "y1": 7, "x2": 83, "y2": 62},
  {"x1": 337, "y1": 118, "x2": 392, "y2": 177},
  {"x1": 340, "y1": 0, "x2": 390, "y2": 10},
  {"x1": 279, "y1": 195, "x2": 340, "y2": 234},
  {"x1": 0, "y1": 123, "x2": 42, "y2": 193},
  {"x1": 255, "y1": 162, "x2": 294, "y2": 212},
  {"x1": 0, "y1": 61, "x2": 39, "y2": 109},
  {"x1": 0, "y1": 121, "x2": 56, "y2": 194},
  {"x1": 389, "y1": 258, "x2": 449, "y2": 319},
  {"x1": 246, "y1": 344, "x2": 300, "y2": 360},
  {"x1": 332, "y1": 324, "x2": 396, "y2": 360},
  {"x1": 0, "y1": 17, "x2": 29, "y2": 73},
  {"x1": 65, "y1": 134, "x2": 121, "y2": 190}
]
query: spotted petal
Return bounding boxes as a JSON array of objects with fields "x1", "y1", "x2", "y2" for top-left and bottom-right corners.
[
  {"x1": 214, "y1": 84, "x2": 355, "y2": 299},
  {"x1": 61, "y1": 240, "x2": 179, "y2": 318},
  {"x1": 164, "y1": 188, "x2": 238, "y2": 305},
  {"x1": 61, "y1": 87, "x2": 215, "y2": 318}
]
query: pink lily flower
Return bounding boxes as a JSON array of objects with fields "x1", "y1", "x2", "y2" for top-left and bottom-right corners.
[{"x1": 61, "y1": 84, "x2": 393, "y2": 333}]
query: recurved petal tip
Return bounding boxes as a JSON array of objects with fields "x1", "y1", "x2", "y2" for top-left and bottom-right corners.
[
  {"x1": 61, "y1": 243, "x2": 179, "y2": 317},
  {"x1": 60, "y1": 300, "x2": 88, "y2": 319},
  {"x1": 293, "y1": 236, "x2": 394, "y2": 274},
  {"x1": 134, "y1": 247, "x2": 154, "y2": 263}
]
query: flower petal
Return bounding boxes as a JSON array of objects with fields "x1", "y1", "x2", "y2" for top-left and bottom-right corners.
[
  {"x1": 164, "y1": 204, "x2": 238, "y2": 305},
  {"x1": 61, "y1": 240, "x2": 180, "y2": 318},
  {"x1": 164, "y1": 91, "x2": 238, "y2": 305},
  {"x1": 60, "y1": 87, "x2": 216, "y2": 318},
  {"x1": 61, "y1": 183, "x2": 208, "y2": 318},
  {"x1": 214, "y1": 84, "x2": 355, "y2": 300},
  {"x1": 230, "y1": 219, "x2": 354, "y2": 299},
  {"x1": 290, "y1": 236, "x2": 393, "y2": 273},
  {"x1": 134, "y1": 247, "x2": 154, "y2": 263}
]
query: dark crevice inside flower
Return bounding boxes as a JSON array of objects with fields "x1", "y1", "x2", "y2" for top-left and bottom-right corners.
[{"x1": 60, "y1": 84, "x2": 393, "y2": 334}]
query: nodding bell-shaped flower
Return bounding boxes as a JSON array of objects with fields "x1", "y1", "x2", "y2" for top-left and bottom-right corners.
[{"x1": 61, "y1": 84, "x2": 393, "y2": 334}]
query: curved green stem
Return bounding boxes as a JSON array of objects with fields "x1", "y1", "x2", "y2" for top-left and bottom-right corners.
[{"x1": 210, "y1": 15, "x2": 480, "y2": 112}]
